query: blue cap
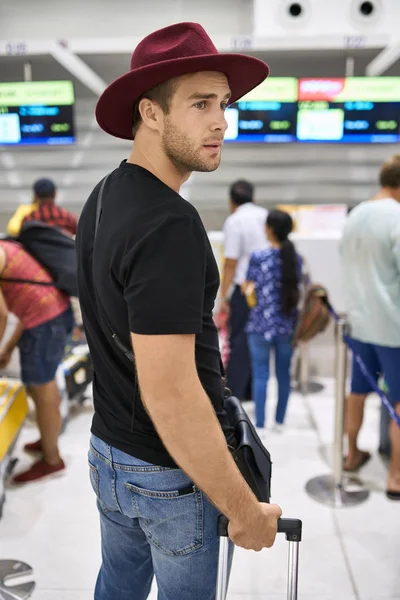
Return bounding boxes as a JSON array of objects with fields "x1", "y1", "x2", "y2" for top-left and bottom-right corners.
[{"x1": 33, "y1": 178, "x2": 56, "y2": 198}]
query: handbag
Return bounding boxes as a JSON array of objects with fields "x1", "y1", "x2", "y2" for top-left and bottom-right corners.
[
  {"x1": 294, "y1": 283, "x2": 330, "y2": 344},
  {"x1": 243, "y1": 281, "x2": 257, "y2": 309},
  {"x1": 225, "y1": 394, "x2": 272, "y2": 503}
]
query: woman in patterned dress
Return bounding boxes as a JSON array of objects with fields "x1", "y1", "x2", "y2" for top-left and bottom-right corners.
[{"x1": 243, "y1": 210, "x2": 302, "y2": 433}]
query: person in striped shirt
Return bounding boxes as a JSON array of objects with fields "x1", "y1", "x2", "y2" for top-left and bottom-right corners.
[{"x1": 7, "y1": 178, "x2": 78, "y2": 238}]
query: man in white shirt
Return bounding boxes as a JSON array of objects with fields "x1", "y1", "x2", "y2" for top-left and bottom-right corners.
[
  {"x1": 341, "y1": 153, "x2": 400, "y2": 500},
  {"x1": 220, "y1": 180, "x2": 268, "y2": 400}
]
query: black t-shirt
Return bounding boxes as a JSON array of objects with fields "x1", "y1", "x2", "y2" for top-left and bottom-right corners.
[{"x1": 76, "y1": 161, "x2": 234, "y2": 467}]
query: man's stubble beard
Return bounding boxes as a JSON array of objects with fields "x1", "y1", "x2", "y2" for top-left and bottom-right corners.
[{"x1": 162, "y1": 117, "x2": 221, "y2": 174}]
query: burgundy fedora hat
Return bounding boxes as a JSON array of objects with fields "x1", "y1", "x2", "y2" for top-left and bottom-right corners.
[{"x1": 96, "y1": 22, "x2": 269, "y2": 140}]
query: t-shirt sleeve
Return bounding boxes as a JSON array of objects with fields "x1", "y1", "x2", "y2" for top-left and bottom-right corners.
[
  {"x1": 122, "y1": 215, "x2": 207, "y2": 335},
  {"x1": 223, "y1": 218, "x2": 241, "y2": 260}
]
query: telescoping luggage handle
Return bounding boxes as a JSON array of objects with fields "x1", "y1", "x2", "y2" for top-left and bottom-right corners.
[{"x1": 216, "y1": 516, "x2": 302, "y2": 600}]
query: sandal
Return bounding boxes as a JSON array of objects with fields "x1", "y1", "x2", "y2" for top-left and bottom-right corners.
[
  {"x1": 386, "y1": 490, "x2": 400, "y2": 501},
  {"x1": 343, "y1": 451, "x2": 371, "y2": 473}
]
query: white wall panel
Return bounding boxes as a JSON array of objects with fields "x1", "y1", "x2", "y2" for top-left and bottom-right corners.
[
  {"x1": 253, "y1": 0, "x2": 400, "y2": 39},
  {"x1": 0, "y1": 0, "x2": 252, "y2": 39}
]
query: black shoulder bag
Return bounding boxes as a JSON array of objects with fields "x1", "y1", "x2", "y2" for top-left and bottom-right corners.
[{"x1": 226, "y1": 394, "x2": 273, "y2": 503}]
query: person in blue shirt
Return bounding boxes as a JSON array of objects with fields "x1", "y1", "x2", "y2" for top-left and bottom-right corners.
[{"x1": 244, "y1": 210, "x2": 302, "y2": 433}]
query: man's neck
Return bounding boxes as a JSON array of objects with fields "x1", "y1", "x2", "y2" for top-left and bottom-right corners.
[
  {"x1": 234, "y1": 202, "x2": 253, "y2": 213},
  {"x1": 127, "y1": 138, "x2": 191, "y2": 194},
  {"x1": 372, "y1": 188, "x2": 399, "y2": 202}
]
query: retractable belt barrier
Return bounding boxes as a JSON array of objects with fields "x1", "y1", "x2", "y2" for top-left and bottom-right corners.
[{"x1": 324, "y1": 300, "x2": 400, "y2": 428}]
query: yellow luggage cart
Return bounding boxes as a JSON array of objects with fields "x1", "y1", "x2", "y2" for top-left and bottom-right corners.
[{"x1": 0, "y1": 379, "x2": 28, "y2": 518}]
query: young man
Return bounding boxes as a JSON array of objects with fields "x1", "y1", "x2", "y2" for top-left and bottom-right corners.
[
  {"x1": 76, "y1": 22, "x2": 282, "y2": 600},
  {"x1": 0, "y1": 240, "x2": 73, "y2": 483},
  {"x1": 7, "y1": 178, "x2": 78, "y2": 237},
  {"x1": 341, "y1": 153, "x2": 400, "y2": 500},
  {"x1": 220, "y1": 180, "x2": 268, "y2": 400}
]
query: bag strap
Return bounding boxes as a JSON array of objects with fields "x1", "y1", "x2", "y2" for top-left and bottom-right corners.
[
  {"x1": 93, "y1": 175, "x2": 134, "y2": 364},
  {"x1": 95, "y1": 176, "x2": 108, "y2": 239},
  {"x1": 0, "y1": 277, "x2": 53, "y2": 286}
]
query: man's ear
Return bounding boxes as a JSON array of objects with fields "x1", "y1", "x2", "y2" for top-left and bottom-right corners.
[{"x1": 139, "y1": 98, "x2": 163, "y2": 133}]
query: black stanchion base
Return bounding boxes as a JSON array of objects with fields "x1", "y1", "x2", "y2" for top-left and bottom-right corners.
[
  {"x1": 0, "y1": 559, "x2": 35, "y2": 599},
  {"x1": 292, "y1": 380, "x2": 325, "y2": 394},
  {"x1": 305, "y1": 474, "x2": 370, "y2": 508}
]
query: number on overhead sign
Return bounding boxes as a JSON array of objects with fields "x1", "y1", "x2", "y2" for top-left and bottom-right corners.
[
  {"x1": 5, "y1": 42, "x2": 28, "y2": 56},
  {"x1": 344, "y1": 36, "x2": 366, "y2": 49},
  {"x1": 231, "y1": 37, "x2": 253, "y2": 50}
]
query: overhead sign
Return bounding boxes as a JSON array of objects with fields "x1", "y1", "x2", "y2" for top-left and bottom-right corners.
[
  {"x1": 0, "y1": 81, "x2": 76, "y2": 146},
  {"x1": 0, "y1": 81, "x2": 75, "y2": 106},
  {"x1": 298, "y1": 77, "x2": 400, "y2": 102}
]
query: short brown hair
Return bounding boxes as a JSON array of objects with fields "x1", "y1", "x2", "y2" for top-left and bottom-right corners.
[
  {"x1": 379, "y1": 154, "x2": 400, "y2": 188},
  {"x1": 132, "y1": 79, "x2": 176, "y2": 136}
]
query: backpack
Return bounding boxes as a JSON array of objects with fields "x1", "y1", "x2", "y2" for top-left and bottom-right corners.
[
  {"x1": 294, "y1": 284, "x2": 330, "y2": 344},
  {"x1": 0, "y1": 221, "x2": 78, "y2": 297}
]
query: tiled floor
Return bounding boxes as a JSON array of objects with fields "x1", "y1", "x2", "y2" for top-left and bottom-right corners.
[{"x1": 0, "y1": 378, "x2": 398, "y2": 599}]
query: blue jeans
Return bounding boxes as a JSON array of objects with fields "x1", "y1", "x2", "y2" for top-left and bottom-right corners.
[
  {"x1": 88, "y1": 435, "x2": 234, "y2": 600},
  {"x1": 248, "y1": 333, "x2": 294, "y2": 428}
]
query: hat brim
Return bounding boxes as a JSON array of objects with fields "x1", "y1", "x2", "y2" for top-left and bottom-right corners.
[{"x1": 96, "y1": 53, "x2": 269, "y2": 140}]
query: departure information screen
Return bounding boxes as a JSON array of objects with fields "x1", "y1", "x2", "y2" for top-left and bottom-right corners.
[
  {"x1": 296, "y1": 78, "x2": 400, "y2": 143},
  {"x1": 225, "y1": 78, "x2": 298, "y2": 143},
  {"x1": 0, "y1": 81, "x2": 75, "y2": 146}
]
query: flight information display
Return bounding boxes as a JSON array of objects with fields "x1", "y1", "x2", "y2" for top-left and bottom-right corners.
[
  {"x1": 0, "y1": 81, "x2": 75, "y2": 146},
  {"x1": 296, "y1": 78, "x2": 400, "y2": 143},
  {"x1": 225, "y1": 78, "x2": 298, "y2": 143}
]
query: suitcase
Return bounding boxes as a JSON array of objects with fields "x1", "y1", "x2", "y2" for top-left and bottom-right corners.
[
  {"x1": 216, "y1": 516, "x2": 302, "y2": 600},
  {"x1": 218, "y1": 395, "x2": 302, "y2": 599}
]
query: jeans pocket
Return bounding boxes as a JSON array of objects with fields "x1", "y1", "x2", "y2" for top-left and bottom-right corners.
[
  {"x1": 126, "y1": 481, "x2": 204, "y2": 557},
  {"x1": 88, "y1": 461, "x2": 99, "y2": 497}
]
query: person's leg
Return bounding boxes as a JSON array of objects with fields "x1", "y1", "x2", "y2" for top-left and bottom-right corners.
[
  {"x1": 27, "y1": 381, "x2": 62, "y2": 465},
  {"x1": 226, "y1": 286, "x2": 251, "y2": 400},
  {"x1": 95, "y1": 507, "x2": 154, "y2": 600},
  {"x1": 88, "y1": 437, "x2": 154, "y2": 599},
  {"x1": 13, "y1": 309, "x2": 72, "y2": 482},
  {"x1": 248, "y1": 333, "x2": 271, "y2": 428},
  {"x1": 387, "y1": 403, "x2": 400, "y2": 496},
  {"x1": 343, "y1": 339, "x2": 377, "y2": 471},
  {"x1": 373, "y1": 346, "x2": 400, "y2": 496},
  {"x1": 344, "y1": 393, "x2": 371, "y2": 471},
  {"x1": 274, "y1": 338, "x2": 294, "y2": 425}
]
